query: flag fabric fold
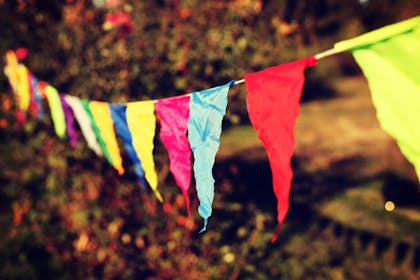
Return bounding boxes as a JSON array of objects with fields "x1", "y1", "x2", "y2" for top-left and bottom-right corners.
[
  {"x1": 64, "y1": 95, "x2": 103, "y2": 157},
  {"x1": 126, "y1": 101, "x2": 163, "y2": 202},
  {"x1": 32, "y1": 77, "x2": 44, "y2": 119},
  {"x1": 4, "y1": 51, "x2": 20, "y2": 94},
  {"x1": 82, "y1": 100, "x2": 113, "y2": 166},
  {"x1": 15, "y1": 65, "x2": 30, "y2": 112},
  {"x1": 155, "y1": 95, "x2": 192, "y2": 216},
  {"x1": 109, "y1": 103, "x2": 148, "y2": 188},
  {"x1": 89, "y1": 101, "x2": 124, "y2": 175},
  {"x1": 244, "y1": 57, "x2": 317, "y2": 242},
  {"x1": 28, "y1": 72, "x2": 39, "y2": 118},
  {"x1": 4, "y1": 51, "x2": 27, "y2": 126},
  {"x1": 44, "y1": 85, "x2": 66, "y2": 139},
  {"x1": 334, "y1": 15, "x2": 420, "y2": 180},
  {"x1": 188, "y1": 80, "x2": 235, "y2": 232},
  {"x1": 334, "y1": 16, "x2": 420, "y2": 53},
  {"x1": 59, "y1": 95, "x2": 78, "y2": 148},
  {"x1": 4, "y1": 51, "x2": 30, "y2": 113}
]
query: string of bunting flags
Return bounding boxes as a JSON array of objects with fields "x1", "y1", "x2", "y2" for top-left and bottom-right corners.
[{"x1": 3, "y1": 15, "x2": 420, "y2": 242}]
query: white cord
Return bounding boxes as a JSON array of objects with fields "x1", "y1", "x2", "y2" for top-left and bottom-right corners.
[
  {"x1": 151, "y1": 47, "x2": 341, "y2": 103},
  {"x1": 314, "y1": 48, "x2": 342, "y2": 60}
]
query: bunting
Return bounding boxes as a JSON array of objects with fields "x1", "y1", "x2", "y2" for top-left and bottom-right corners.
[
  {"x1": 126, "y1": 101, "x2": 163, "y2": 202},
  {"x1": 4, "y1": 51, "x2": 19, "y2": 94},
  {"x1": 245, "y1": 57, "x2": 317, "y2": 242},
  {"x1": 109, "y1": 103, "x2": 148, "y2": 188},
  {"x1": 28, "y1": 72, "x2": 39, "y2": 118},
  {"x1": 59, "y1": 95, "x2": 78, "y2": 148},
  {"x1": 3, "y1": 15, "x2": 419, "y2": 239},
  {"x1": 334, "y1": 15, "x2": 420, "y2": 180},
  {"x1": 188, "y1": 81, "x2": 234, "y2": 232},
  {"x1": 155, "y1": 95, "x2": 192, "y2": 216},
  {"x1": 4, "y1": 51, "x2": 29, "y2": 112},
  {"x1": 16, "y1": 65, "x2": 30, "y2": 112},
  {"x1": 43, "y1": 85, "x2": 66, "y2": 139},
  {"x1": 33, "y1": 77, "x2": 44, "y2": 119},
  {"x1": 89, "y1": 101, "x2": 125, "y2": 175},
  {"x1": 82, "y1": 100, "x2": 113, "y2": 162},
  {"x1": 64, "y1": 95, "x2": 103, "y2": 157}
]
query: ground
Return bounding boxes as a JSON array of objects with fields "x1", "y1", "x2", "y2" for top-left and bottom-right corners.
[{"x1": 215, "y1": 74, "x2": 420, "y2": 279}]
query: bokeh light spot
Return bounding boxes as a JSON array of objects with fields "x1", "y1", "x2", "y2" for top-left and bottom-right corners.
[{"x1": 384, "y1": 201, "x2": 395, "y2": 212}]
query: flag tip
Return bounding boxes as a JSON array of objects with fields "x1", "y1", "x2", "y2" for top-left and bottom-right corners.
[
  {"x1": 154, "y1": 190, "x2": 164, "y2": 203},
  {"x1": 271, "y1": 224, "x2": 282, "y2": 244},
  {"x1": 199, "y1": 218, "x2": 208, "y2": 234}
]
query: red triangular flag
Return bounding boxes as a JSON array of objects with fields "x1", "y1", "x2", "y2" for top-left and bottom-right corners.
[{"x1": 244, "y1": 57, "x2": 317, "y2": 242}]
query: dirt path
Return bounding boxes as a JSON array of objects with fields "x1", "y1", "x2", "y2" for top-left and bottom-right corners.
[{"x1": 295, "y1": 75, "x2": 397, "y2": 176}]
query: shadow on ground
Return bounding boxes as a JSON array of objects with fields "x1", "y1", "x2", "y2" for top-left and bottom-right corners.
[{"x1": 211, "y1": 145, "x2": 420, "y2": 274}]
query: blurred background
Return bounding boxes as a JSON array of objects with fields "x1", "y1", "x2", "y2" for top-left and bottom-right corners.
[{"x1": 0, "y1": 0, "x2": 419, "y2": 279}]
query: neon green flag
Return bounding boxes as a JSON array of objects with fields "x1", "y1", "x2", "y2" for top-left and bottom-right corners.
[
  {"x1": 335, "y1": 16, "x2": 420, "y2": 181},
  {"x1": 44, "y1": 85, "x2": 66, "y2": 139}
]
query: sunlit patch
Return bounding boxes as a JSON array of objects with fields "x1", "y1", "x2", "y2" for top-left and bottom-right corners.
[{"x1": 384, "y1": 201, "x2": 395, "y2": 212}]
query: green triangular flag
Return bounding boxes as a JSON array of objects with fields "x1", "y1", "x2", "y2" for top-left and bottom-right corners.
[{"x1": 335, "y1": 16, "x2": 420, "y2": 181}]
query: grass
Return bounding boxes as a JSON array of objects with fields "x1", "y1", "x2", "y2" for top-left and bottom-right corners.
[
  {"x1": 318, "y1": 180, "x2": 420, "y2": 244},
  {"x1": 218, "y1": 125, "x2": 260, "y2": 159}
]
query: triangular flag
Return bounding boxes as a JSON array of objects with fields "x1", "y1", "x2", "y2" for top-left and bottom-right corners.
[
  {"x1": 59, "y1": 95, "x2": 78, "y2": 148},
  {"x1": 32, "y1": 77, "x2": 44, "y2": 119},
  {"x1": 244, "y1": 57, "x2": 317, "y2": 242},
  {"x1": 43, "y1": 85, "x2": 66, "y2": 139},
  {"x1": 334, "y1": 16, "x2": 420, "y2": 181},
  {"x1": 4, "y1": 51, "x2": 19, "y2": 94},
  {"x1": 89, "y1": 101, "x2": 124, "y2": 175},
  {"x1": 109, "y1": 103, "x2": 148, "y2": 188},
  {"x1": 32, "y1": 76, "x2": 44, "y2": 120},
  {"x1": 16, "y1": 64, "x2": 30, "y2": 112},
  {"x1": 64, "y1": 95, "x2": 103, "y2": 157},
  {"x1": 187, "y1": 81, "x2": 235, "y2": 232},
  {"x1": 126, "y1": 100, "x2": 163, "y2": 202},
  {"x1": 4, "y1": 51, "x2": 31, "y2": 127},
  {"x1": 82, "y1": 100, "x2": 112, "y2": 161},
  {"x1": 4, "y1": 51, "x2": 30, "y2": 112},
  {"x1": 28, "y1": 71, "x2": 39, "y2": 118},
  {"x1": 155, "y1": 95, "x2": 192, "y2": 216}
]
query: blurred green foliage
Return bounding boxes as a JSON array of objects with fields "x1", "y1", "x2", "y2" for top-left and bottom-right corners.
[{"x1": 0, "y1": 0, "x2": 418, "y2": 279}]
